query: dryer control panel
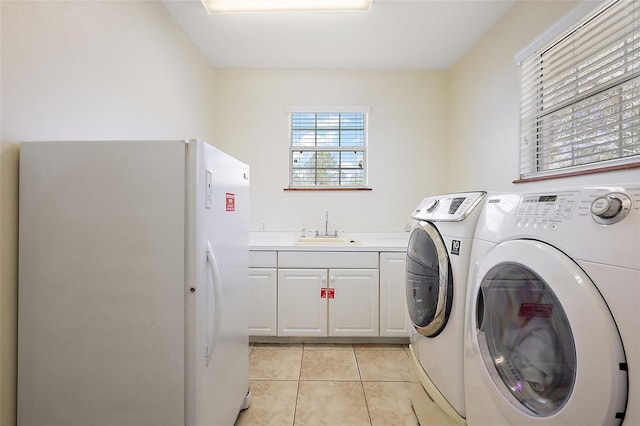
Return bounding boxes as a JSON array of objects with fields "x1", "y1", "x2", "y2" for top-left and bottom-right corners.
[{"x1": 412, "y1": 191, "x2": 486, "y2": 222}]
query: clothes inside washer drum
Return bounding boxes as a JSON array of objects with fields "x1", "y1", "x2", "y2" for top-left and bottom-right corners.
[{"x1": 510, "y1": 317, "x2": 560, "y2": 392}]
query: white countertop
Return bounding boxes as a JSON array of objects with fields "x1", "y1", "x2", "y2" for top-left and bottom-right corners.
[{"x1": 249, "y1": 232, "x2": 410, "y2": 252}]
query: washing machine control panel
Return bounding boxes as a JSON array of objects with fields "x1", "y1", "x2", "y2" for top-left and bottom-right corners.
[
  {"x1": 517, "y1": 191, "x2": 580, "y2": 222},
  {"x1": 412, "y1": 191, "x2": 486, "y2": 222},
  {"x1": 516, "y1": 186, "x2": 639, "y2": 229},
  {"x1": 507, "y1": 185, "x2": 638, "y2": 269}
]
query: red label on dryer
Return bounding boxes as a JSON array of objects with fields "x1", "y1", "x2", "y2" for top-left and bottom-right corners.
[
  {"x1": 226, "y1": 193, "x2": 235, "y2": 212},
  {"x1": 519, "y1": 303, "x2": 553, "y2": 318}
]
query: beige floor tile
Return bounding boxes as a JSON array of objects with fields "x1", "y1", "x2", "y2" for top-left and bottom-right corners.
[
  {"x1": 363, "y1": 382, "x2": 419, "y2": 426},
  {"x1": 235, "y1": 380, "x2": 298, "y2": 426},
  {"x1": 294, "y1": 381, "x2": 370, "y2": 426},
  {"x1": 409, "y1": 381, "x2": 461, "y2": 426},
  {"x1": 356, "y1": 347, "x2": 410, "y2": 381},
  {"x1": 300, "y1": 348, "x2": 360, "y2": 381},
  {"x1": 243, "y1": 343, "x2": 416, "y2": 425},
  {"x1": 249, "y1": 347, "x2": 303, "y2": 380},
  {"x1": 354, "y1": 343, "x2": 406, "y2": 351},
  {"x1": 415, "y1": 404, "x2": 460, "y2": 426},
  {"x1": 303, "y1": 343, "x2": 354, "y2": 351},
  {"x1": 253, "y1": 343, "x2": 304, "y2": 351}
]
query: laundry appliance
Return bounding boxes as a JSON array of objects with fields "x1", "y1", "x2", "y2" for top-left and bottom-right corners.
[
  {"x1": 406, "y1": 191, "x2": 487, "y2": 424},
  {"x1": 464, "y1": 185, "x2": 638, "y2": 425}
]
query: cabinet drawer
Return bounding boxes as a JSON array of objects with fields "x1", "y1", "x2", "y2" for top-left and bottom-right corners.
[
  {"x1": 278, "y1": 251, "x2": 378, "y2": 269},
  {"x1": 250, "y1": 251, "x2": 277, "y2": 268}
]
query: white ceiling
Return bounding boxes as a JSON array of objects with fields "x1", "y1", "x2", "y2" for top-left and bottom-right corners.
[{"x1": 163, "y1": 0, "x2": 516, "y2": 69}]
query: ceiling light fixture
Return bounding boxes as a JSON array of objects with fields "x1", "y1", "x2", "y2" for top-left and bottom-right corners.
[{"x1": 201, "y1": 0, "x2": 372, "y2": 14}]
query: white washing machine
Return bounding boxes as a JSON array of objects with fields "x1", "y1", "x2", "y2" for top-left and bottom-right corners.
[
  {"x1": 464, "y1": 185, "x2": 639, "y2": 425},
  {"x1": 406, "y1": 191, "x2": 487, "y2": 425}
]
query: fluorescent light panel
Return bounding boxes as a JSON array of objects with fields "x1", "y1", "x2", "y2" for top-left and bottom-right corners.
[{"x1": 201, "y1": 0, "x2": 372, "y2": 14}]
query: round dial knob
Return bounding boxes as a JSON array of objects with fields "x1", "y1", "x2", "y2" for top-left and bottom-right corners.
[
  {"x1": 425, "y1": 199, "x2": 439, "y2": 213},
  {"x1": 590, "y1": 193, "x2": 631, "y2": 225},
  {"x1": 591, "y1": 196, "x2": 622, "y2": 218}
]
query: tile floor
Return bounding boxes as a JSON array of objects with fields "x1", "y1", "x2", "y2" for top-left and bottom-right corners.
[{"x1": 234, "y1": 343, "x2": 451, "y2": 426}]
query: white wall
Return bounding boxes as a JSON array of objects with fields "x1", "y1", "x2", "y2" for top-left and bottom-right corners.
[
  {"x1": 211, "y1": 68, "x2": 449, "y2": 233},
  {"x1": 448, "y1": 0, "x2": 639, "y2": 193},
  {"x1": 3, "y1": 0, "x2": 638, "y2": 423},
  {"x1": 0, "y1": 1, "x2": 216, "y2": 423}
]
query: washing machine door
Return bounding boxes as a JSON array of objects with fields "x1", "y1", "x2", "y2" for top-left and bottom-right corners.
[
  {"x1": 406, "y1": 223, "x2": 453, "y2": 337},
  {"x1": 473, "y1": 239, "x2": 627, "y2": 424}
]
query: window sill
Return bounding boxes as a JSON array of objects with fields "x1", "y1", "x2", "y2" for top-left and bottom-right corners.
[
  {"x1": 513, "y1": 161, "x2": 640, "y2": 184},
  {"x1": 284, "y1": 187, "x2": 373, "y2": 191}
]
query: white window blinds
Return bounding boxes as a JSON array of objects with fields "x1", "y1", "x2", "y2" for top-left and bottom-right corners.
[
  {"x1": 519, "y1": 0, "x2": 640, "y2": 179},
  {"x1": 289, "y1": 111, "x2": 367, "y2": 188}
]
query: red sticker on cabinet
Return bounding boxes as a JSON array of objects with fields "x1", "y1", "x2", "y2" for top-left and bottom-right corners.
[
  {"x1": 226, "y1": 193, "x2": 235, "y2": 212},
  {"x1": 320, "y1": 288, "x2": 327, "y2": 299},
  {"x1": 519, "y1": 303, "x2": 553, "y2": 318},
  {"x1": 328, "y1": 288, "x2": 335, "y2": 299}
]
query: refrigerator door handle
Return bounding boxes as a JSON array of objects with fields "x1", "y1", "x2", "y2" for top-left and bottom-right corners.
[{"x1": 205, "y1": 241, "x2": 222, "y2": 367}]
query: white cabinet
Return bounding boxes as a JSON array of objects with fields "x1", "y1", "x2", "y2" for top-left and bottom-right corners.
[
  {"x1": 277, "y1": 251, "x2": 379, "y2": 337},
  {"x1": 277, "y1": 269, "x2": 327, "y2": 336},
  {"x1": 329, "y1": 269, "x2": 379, "y2": 337},
  {"x1": 249, "y1": 249, "x2": 409, "y2": 339},
  {"x1": 249, "y1": 251, "x2": 277, "y2": 336},
  {"x1": 379, "y1": 252, "x2": 411, "y2": 337},
  {"x1": 277, "y1": 268, "x2": 379, "y2": 337}
]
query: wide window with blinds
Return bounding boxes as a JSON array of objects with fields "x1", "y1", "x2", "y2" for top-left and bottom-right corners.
[
  {"x1": 288, "y1": 110, "x2": 368, "y2": 189},
  {"x1": 519, "y1": 0, "x2": 639, "y2": 179}
]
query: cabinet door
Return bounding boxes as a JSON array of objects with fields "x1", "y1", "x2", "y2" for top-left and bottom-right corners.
[
  {"x1": 379, "y1": 253, "x2": 410, "y2": 337},
  {"x1": 278, "y1": 269, "x2": 327, "y2": 337},
  {"x1": 248, "y1": 268, "x2": 277, "y2": 336},
  {"x1": 329, "y1": 269, "x2": 379, "y2": 337}
]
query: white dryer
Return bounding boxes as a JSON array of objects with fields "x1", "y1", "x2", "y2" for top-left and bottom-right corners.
[
  {"x1": 406, "y1": 191, "x2": 486, "y2": 424},
  {"x1": 464, "y1": 185, "x2": 639, "y2": 425}
]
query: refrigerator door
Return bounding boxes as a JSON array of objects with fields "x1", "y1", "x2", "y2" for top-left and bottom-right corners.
[
  {"x1": 186, "y1": 140, "x2": 250, "y2": 426},
  {"x1": 18, "y1": 141, "x2": 187, "y2": 426}
]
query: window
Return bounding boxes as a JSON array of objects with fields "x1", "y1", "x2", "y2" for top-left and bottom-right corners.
[
  {"x1": 288, "y1": 108, "x2": 369, "y2": 189},
  {"x1": 518, "y1": 0, "x2": 639, "y2": 180}
]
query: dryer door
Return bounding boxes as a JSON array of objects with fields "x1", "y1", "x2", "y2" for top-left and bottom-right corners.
[
  {"x1": 405, "y1": 224, "x2": 453, "y2": 337},
  {"x1": 472, "y1": 239, "x2": 627, "y2": 424}
]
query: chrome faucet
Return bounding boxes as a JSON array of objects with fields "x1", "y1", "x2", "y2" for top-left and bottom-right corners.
[
  {"x1": 313, "y1": 211, "x2": 337, "y2": 237},
  {"x1": 325, "y1": 211, "x2": 329, "y2": 236}
]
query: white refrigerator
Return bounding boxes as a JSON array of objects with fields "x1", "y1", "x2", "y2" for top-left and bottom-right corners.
[{"x1": 18, "y1": 140, "x2": 250, "y2": 426}]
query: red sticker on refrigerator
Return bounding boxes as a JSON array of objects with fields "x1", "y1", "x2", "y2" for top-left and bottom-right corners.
[{"x1": 226, "y1": 193, "x2": 235, "y2": 211}]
